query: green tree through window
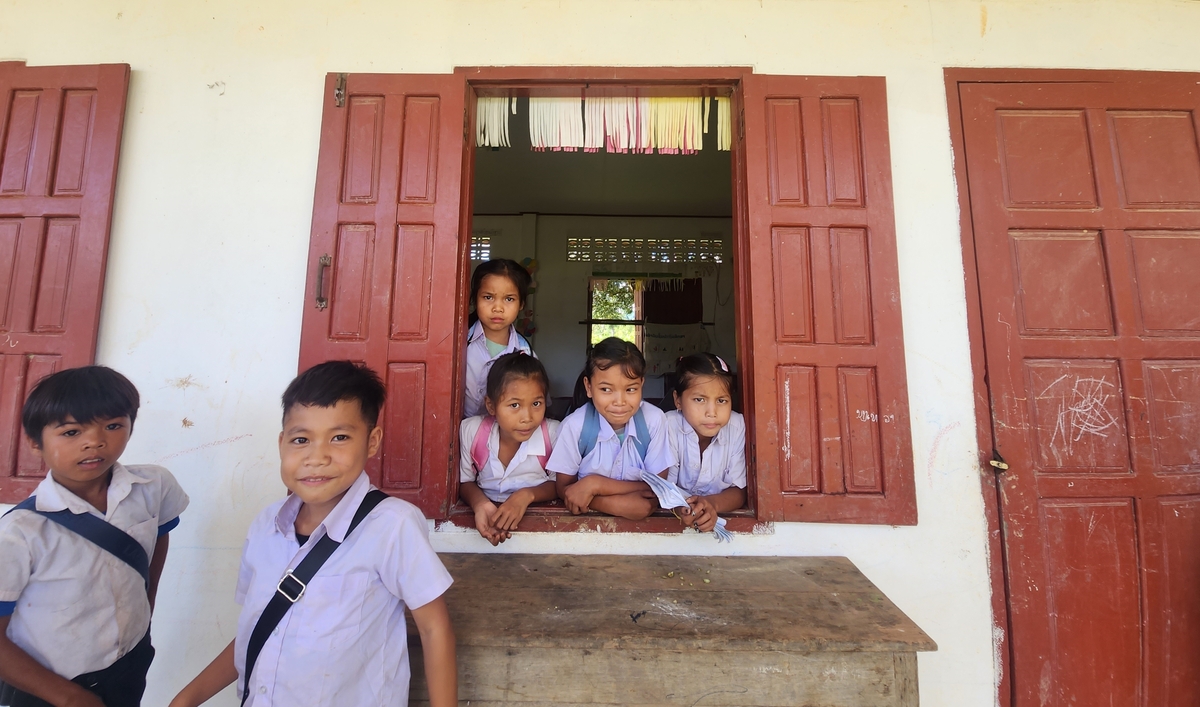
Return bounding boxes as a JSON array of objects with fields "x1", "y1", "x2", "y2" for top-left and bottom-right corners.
[{"x1": 590, "y1": 279, "x2": 640, "y2": 346}]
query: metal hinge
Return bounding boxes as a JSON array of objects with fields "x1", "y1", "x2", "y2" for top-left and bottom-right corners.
[
  {"x1": 989, "y1": 450, "x2": 1009, "y2": 472},
  {"x1": 334, "y1": 73, "x2": 347, "y2": 108}
]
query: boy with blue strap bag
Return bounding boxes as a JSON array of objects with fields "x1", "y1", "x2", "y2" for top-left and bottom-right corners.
[{"x1": 0, "y1": 367, "x2": 189, "y2": 707}]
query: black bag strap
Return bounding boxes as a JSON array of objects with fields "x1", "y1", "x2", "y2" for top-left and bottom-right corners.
[
  {"x1": 5, "y1": 496, "x2": 150, "y2": 588},
  {"x1": 240, "y1": 489, "x2": 388, "y2": 705}
]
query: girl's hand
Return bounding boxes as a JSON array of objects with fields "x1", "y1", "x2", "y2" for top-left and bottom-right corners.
[
  {"x1": 474, "y1": 502, "x2": 508, "y2": 545},
  {"x1": 686, "y1": 496, "x2": 719, "y2": 533},
  {"x1": 563, "y1": 477, "x2": 597, "y2": 515},
  {"x1": 675, "y1": 504, "x2": 695, "y2": 529},
  {"x1": 493, "y1": 489, "x2": 533, "y2": 531}
]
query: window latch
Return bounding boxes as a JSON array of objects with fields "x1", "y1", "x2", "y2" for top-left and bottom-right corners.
[
  {"x1": 989, "y1": 450, "x2": 1009, "y2": 472},
  {"x1": 334, "y1": 73, "x2": 347, "y2": 108}
]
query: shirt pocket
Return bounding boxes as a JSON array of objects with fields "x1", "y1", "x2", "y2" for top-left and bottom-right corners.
[
  {"x1": 123, "y1": 518, "x2": 160, "y2": 558},
  {"x1": 292, "y1": 572, "x2": 370, "y2": 653}
]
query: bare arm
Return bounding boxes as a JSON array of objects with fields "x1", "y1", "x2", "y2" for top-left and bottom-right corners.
[
  {"x1": 411, "y1": 597, "x2": 457, "y2": 707},
  {"x1": 168, "y1": 639, "x2": 238, "y2": 707},
  {"x1": 584, "y1": 476, "x2": 652, "y2": 497},
  {"x1": 148, "y1": 532, "x2": 169, "y2": 611},
  {"x1": 0, "y1": 616, "x2": 103, "y2": 707}
]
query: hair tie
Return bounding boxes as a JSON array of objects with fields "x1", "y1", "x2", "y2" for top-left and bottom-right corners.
[{"x1": 715, "y1": 355, "x2": 729, "y2": 373}]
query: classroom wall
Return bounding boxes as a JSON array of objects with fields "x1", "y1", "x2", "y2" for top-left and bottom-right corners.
[{"x1": 4, "y1": 2, "x2": 1200, "y2": 705}]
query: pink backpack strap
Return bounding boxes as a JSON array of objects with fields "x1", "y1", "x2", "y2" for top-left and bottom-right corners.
[
  {"x1": 536, "y1": 419, "x2": 552, "y2": 468},
  {"x1": 471, "y1": 416, "x2": 496, "y2": 472}
]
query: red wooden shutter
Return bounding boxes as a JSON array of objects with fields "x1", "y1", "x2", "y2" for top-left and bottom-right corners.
[
  {"x1": 0, "y1": 62, "x2": 130, "y2": 502},
  {"x1": 299, "y1": 73, "x2": 467, "y2": 519},
  {"x1": 742, "y1": 75, "x2": 914, "y2": 524}
]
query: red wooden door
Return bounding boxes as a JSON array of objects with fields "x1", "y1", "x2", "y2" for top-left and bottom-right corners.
[
  {"x1": 300, "y1": 73, "x2": 468, "y2": 518},
  {"x1": 0, "y1": 62, "x2": 130, "y2": 501},
  {"x1": 960, "y1": 76, "x2": 1200, "y2": 706},
  {"x1": 741, "y1": 75, "x2": 915, "y2": 524}
]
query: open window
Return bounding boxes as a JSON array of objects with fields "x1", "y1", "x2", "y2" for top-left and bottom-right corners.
[
  {"x1": 0, "y1": 62, "x2": 131, "y2": 502},
  {"x1": 298, "y1": 68, "x2": 915, "y2": 527}
]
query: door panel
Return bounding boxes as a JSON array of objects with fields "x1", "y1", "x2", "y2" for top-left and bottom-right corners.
[
  {"x1": 0, "y1": 63, "x2": 129, "y2": 500},
  {"x1": 299, "y1": 73, "x2": 467, "y2": 518},
  {"x1": 959, "y1": 76, "x2": 1200, "y2": 706}
]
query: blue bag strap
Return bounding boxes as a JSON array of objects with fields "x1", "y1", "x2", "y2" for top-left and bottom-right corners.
[
  {"x1": 631, "y1": 407, "x2": 651, "y2": 461},
  {"x1": 7, "y1": 496, "x2": 150, "y2": 588},
  {"x1": 578, "y1": 403, "x2": 600, "y2": 459},
  {"x1": 577, "y1": 404, "x2": 650, "y2": 461}
]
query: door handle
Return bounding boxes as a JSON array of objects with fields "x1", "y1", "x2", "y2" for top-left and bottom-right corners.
[{"x1": 315, "y1": 254, "x2": 332, "y2": 310}]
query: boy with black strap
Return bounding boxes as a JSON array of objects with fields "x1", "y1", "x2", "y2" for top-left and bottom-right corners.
[
  {"x1": 0, "y1": 366, "x2": 189, "y2": 707},
  {"x1": 170, "y1": 361, "x2": 456, "y2": 707}
]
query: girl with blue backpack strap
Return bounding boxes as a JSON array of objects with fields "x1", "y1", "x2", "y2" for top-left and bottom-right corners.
[
  {"x1": 546, "y1": 338, "x2": 674, "y2": 520},
  {"x1": 458, "y1": 353, "x2": 559, "y2": 545},
  {"x1": 462, "y1": 259, "x2": 536, "y2": 419}
]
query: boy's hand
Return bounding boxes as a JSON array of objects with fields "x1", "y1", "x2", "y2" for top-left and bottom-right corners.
[
  {"x1": 686, "y1": 496, "x2": 719, "y2": 533},
  {"x1": 562, "y1": 476, "x2": 598, "y2": 515},
  {"x1": 473, "y1": 502, "x2": 508, "y2": 545},
  {"x1": 493, "y1": 489, "x2": 533, "y2": 532}
]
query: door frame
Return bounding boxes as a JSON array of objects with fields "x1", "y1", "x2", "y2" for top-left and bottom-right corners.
[
  {"x1": 944, "y1": 66, "x2": 1199, "y2": 707},
  {"x1": 450, "y1": 66, "x2": 759, "y2": 532}
]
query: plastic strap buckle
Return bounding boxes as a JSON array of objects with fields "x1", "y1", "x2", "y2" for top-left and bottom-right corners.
[{"x1": 276, "y1": 571, "x2": 306, "y2": 603}]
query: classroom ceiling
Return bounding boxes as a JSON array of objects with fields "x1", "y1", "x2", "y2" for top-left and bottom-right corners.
[{"x1": 472, "y1": 98, "x2": 733, "y2": 218}]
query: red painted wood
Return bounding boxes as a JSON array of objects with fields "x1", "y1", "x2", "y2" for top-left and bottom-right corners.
[
  {"x1": 299, "y1": 73, "x2": 467, "y2": 518},
  {"x1": 742, "y1": 75, "x2": 914, "y2": 525},
  {"x1": 958, "y1": 74, "x2": 1200, "y2": 707},
  {"x1": 0, "y1": 63, "x2": 128, "y2": 502}
]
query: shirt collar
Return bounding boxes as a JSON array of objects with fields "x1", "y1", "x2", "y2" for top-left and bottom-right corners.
[
  {"x1": 469, "y1": 320, "x2": 524, "y2": 353},
  {"x1": 35, "y1": 462, "x2": 147, "y2": 517},
  {"x1": 521, "y1": 424, "x2": 547, "y2": 456},
  {"x1": 486, "y1": 420, "x2": 547, "y2": 465},
  {"x1": 273, "y1": 471, "x2": 373, "y2": 543}
]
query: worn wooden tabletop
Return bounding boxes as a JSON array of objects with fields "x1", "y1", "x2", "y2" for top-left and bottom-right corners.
[{"x1": 417, "y1": 553, "x2": 936, "y2": 653}]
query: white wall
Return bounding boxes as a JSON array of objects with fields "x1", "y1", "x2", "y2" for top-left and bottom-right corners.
[{"x1": 4, "y1": 2, "x2": 1200, "y2": 705}]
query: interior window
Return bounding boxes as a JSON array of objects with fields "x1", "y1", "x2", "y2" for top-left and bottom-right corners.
[{"x1": 588, "y1": 278, "x2": 642, "y2": 348}]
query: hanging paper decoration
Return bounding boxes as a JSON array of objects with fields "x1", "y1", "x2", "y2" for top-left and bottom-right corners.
[
  {"x1": 583, "y1": 96, "x2": 652, "y2": 153},
  {"x1": 716, "y1": 96, "x2": 731, "y2": 151},
  {"x1": 525, "y1": 95, "x2": 732, "y2": 153},
  {"x1": 529, "y1": 97, "x2": 585, "y2": 151},
  {"x1": 476, "y1": 96, "x2": 515, "y2": 148}
]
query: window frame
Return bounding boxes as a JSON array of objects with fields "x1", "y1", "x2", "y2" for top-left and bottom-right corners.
[{"x1": 585, "y1": 277, "x2": 644, "y2": 351}]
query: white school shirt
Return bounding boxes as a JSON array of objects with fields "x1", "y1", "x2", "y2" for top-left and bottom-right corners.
[
  {"x1": 0, "y1": 463, "x2": 189, "y2": 679},
  {"x1": 459, "y1": 415, "x2": 561, "y2": 502},
  {"x1": 665, "y1": 410, "x2": 748, "y2": 497},
  {"x1": 462, "y1": 320, "x2": 535, "y2": 419},
  {"x1": 546, "y1": 402, "x2": 675, "y2": 482},
  {"x1": 234, "y1": 472, "x2": 452, "y2": 707}
]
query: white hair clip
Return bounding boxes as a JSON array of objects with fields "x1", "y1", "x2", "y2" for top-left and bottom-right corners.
[{"x1": 715, "y1": 355, "x2": 729, "y2": 373}]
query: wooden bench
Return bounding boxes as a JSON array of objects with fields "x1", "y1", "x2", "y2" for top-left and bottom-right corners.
[{"x1": 410, "y1": 554, "x2": 936, "y2": 707}]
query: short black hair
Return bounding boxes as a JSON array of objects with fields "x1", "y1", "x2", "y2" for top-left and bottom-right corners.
[
  {"x1": 22, "y1": 366, "x2": 140, "y2": 446},
  {"x1": 486, "y1": 352, "x2": 549, "y2": 405},
  {"x1": 282, "y1": 360, "x2": 386, "y2": 427}
]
